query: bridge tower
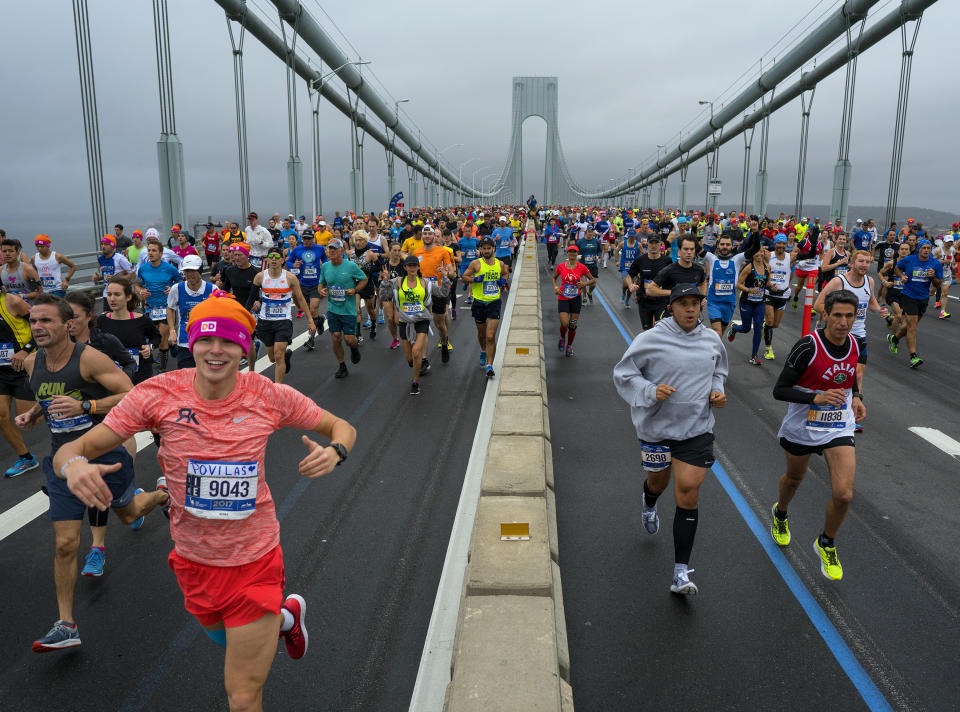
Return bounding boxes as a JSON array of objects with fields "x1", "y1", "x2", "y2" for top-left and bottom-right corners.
[{"x1": 504, "y1": 77, "x2": 563, "y2": 204}]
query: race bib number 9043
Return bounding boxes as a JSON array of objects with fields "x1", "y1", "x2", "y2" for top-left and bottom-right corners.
[{"x1": 184, "y1": 460, "x2": 258, "y2": 520}]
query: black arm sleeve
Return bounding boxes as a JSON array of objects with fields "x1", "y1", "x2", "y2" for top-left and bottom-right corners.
[
  {"x1": 772, "y1": 336, "x2": 817, "y2": 404},
  {"x1": 92, "y1": 331, "x2": 137, "y2": 380},
  {"x1": 245, "y1": 283, "x2": 261, "y2": 311}
]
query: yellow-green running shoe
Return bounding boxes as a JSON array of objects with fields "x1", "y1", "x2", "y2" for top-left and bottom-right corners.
[
  {"x1": 764, "y1": 346, "x2": 775, "y2": 361},
  {"x1": 814, "y1": 538, "x2": 843, "y2": 580},
  {"x1": 771, "y1": 503, "x2": 790, "y2": 546}
]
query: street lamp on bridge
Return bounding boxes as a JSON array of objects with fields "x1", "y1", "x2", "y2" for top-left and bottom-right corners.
[
  {"x1": 437, "y1": 143, "x2": 463, "y2": 207},
  {"x1": 459, "y1": 158, "x2": 479, "y2": 207}
]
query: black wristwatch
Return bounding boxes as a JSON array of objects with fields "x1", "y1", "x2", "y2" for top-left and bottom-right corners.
[
  {"x1": 330, "y1": 442, "x2": 348, "y2": 465},
  {"x1": 81, "y1": 400, "x2": 92, "y2": 415}
]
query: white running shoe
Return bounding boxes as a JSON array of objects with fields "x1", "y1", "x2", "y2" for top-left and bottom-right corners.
[
  {"x1": 670, "y1": 568, "x2": 698, "y2": 595},
  {"x1": 641, "y1": 498, "x2": 660, "y2": 535}
]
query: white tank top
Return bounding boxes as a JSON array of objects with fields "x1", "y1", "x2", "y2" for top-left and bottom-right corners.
[
  {"x1": 35, "y1": 251, "x2": 63, "y2": 292},
  {"x1": 259, "y1": 271, "x2": 293, "y2": 321},
  {"x1": 767, "y1": 254, "x2": 792, "y2": 299},
  {"x1": 838, "y1": 273, "x2": 870, "y2": 337}
]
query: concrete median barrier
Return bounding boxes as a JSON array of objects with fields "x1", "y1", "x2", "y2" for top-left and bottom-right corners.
[{"x1": 446, "y1": 229, "x2": 573, "y2": 711}]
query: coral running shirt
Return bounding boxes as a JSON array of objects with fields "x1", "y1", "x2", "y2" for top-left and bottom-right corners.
[{"x1": 103, "y1": 369, "x2": 324, "y2": 566}]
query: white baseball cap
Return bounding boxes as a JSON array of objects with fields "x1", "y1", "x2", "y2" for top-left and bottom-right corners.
[
  {"x1": 180, "y1": 254, "x2": 204, "y2": 272},
  {"x1": 145, "y1": 227, "x2": 160, "y2": 239},
  {"x1": 944, "y1": 235, "x2": 955, "y2": 242},
  {"x1": 499, "y1": 216, "x2": 507, "y2": 222},
  {"x1": 856, "y1": 218, "x2": 863, "y2": 223}
]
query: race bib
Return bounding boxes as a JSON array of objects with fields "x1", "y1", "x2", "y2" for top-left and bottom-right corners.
[
  {"x1": 714, "y1": 282, "x2": 734, "y2": 295},
  {"x1": 184, "y1": 459, "x2": 258, "y2": 520},
  {"x1": 856, "y1": 303, "x2": 867, "y2": 320},
  {"x1": 263, "y1": 300, "x2": 290, "y2": 319},
  {"x1": 0, "y1": 342, "x2": 14, "y2": 367},
  {"x1": 150, "y1": 306, "x2": 167, "y2": 321},
  {"x1": 562, "y1": 283, "x2": 579, "y2": 298},
  {"x1": 39, "y1": 398, "x2": 92, "y2": 433},
  {"x1": 583, "y1": 254, "x2": 596, "y2": 264},
  {"x1": 640, "y1": 442, "x2": 671, "y2": 472},
  {"x1": 402, "y1": 301, "x2": 424, "y2": 315},
  {"x1": 303, "y1": 266, "x2": 317, "y2": 278},
  {"x1": 288, "y1": 266, "x2": 300, "y2": 276},
  {"x1": 805, "y1": 404, "x2": 846, "y2": 431},
  {"x1": 125, "y1": 347, "x2": 140, "y2": 368},
  {"x1": 41, "y1": 275, "x2": 59, "y2": 289},
  {"x1": 483, "y1": 281, "x2": 500, "y2": 296},
  {"x1": 249, "y1": 256, "x2": 263, "y2": 269},
  {"x1": 770, "y1": 270, "x2": 788, "y2": 288},
  {"x1": 329, "y1": 286, "x2": 346, "y2": 302}
]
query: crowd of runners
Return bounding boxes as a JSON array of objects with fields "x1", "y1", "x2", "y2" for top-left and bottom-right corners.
[
  {"x1": 535, "y1": 205, "x2": 951, "y2": 595},
  {"x1": 0, "y1": 202, "x2": 954, "y2": 708}
]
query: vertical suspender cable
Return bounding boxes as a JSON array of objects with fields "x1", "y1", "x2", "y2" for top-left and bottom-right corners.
[
  {"x1": 885, "y1": 14, "x2": 922, "y2": 227},
  {"x1": 72, "y1": 0, "x2": 108, "y2": 250},
  {"x1": 226, "y1": 8, "x2": 251, "y2": 218}
]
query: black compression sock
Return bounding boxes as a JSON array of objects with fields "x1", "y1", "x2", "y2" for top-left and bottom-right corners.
[
  {"x1": 673, "y1": 506, "x2": 699, "y2": 565},
  {"x1": 891, "y1": 335, "x2": 899, "y2": 345},
  {"x1": 818, "y1": 532, "x2": 835, "y2": 548},
  {"x1": 763, "y1": 323, "x2": 773, "y2": 346},
  {"x1": 774, "y1": 506, "x2": 788, "y2": 520},
  {"x1": 910, "y1": 352, "x2": 918, "y2": 358},
  {"x1": 642, "y1": 480, "x2": 661, "y2": 509}
]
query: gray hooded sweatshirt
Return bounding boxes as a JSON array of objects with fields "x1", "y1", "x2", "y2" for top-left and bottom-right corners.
[{"x1": 613, "y1": 317, "x2": 728, "y2": 443}]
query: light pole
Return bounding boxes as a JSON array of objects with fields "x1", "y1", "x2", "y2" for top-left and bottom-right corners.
[
  {"x1": 459, "y1": 158, "x2": 479, "y2": 208},
  {"x1": 471, "y1": 166, "x2": 488, "y2": 195},
  {"x1": 437, "y1": 143, "x2": 463, "y2": 208},
  {"x1": 480, "y1": 171, "x2": 497, "y2": 193},
  {"x1": 308, "y1": 60, "x2": 369, "y2": 219},
  {"x1": 387, "y1": 98, "x2": 409, "y2": 205}
]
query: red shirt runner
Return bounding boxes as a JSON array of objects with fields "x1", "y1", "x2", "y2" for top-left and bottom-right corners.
[{"x1": 554, "y1": 262, "x2": 591, "y2": 300}]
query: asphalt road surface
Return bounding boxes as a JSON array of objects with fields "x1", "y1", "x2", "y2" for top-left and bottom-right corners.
[
  {"x1": 0, "y1": 301, "x2": 492, "y2": 712},
  {"x1": 540, "y1": 250, "x2": 960, "y2": 712}
]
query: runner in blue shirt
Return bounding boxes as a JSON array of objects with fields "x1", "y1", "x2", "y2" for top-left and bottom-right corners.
[
  {"x1": 492, "y1": 218, "x2": 515, "y2": 268},
  {"x1": 851, "y1": 221, "x2": 872, "y2": 252},
  {"x1": 136, "y1": 239, "x2": 182, "y2": 371},
  {"x1": 617, "y1": 230, "x2": 642, "y2": 307},
  {"x1": 286, "y1": 231, "x2": 328, "y2": 349},
  {"x1": 889, "y1": 239, "x2": 942, "y2": 368},
  {"x1": 576, "y1": 228, "x2": 602, "y2": 305},
  {"x1": 456, "y1": 233, "x2": 481, "y2": 304},
  {"x1": 703, "y1": 235, "x2": 745, "y2": 336}
]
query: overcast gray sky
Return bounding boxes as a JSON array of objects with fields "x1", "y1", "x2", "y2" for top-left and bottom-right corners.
[{"x1": 2, "y1": 0, "x2": 958, "y2": 246}]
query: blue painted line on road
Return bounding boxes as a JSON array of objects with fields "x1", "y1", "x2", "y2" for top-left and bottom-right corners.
[
  {"x1": 118, "y1": 357, "x2": 407, "y2": 712},
  {"x1": 591, "y1": 288, "x2": 634, "y2": 344},
  {"x1": 593, "y1": 285, "x2": 893, "y2": 712}
]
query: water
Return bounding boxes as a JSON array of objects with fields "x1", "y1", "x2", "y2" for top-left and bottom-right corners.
[{"x1": 0, "y1": 213, "x2": 230, "y2": 257}]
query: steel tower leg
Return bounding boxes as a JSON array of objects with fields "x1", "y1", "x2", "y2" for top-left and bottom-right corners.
[
  {"x1": 153, "y1": 0, "x2": 187, "y2": 234},
  {"x1": 307, "y1": 79, "x2": 323, "y2": 218},
  {"x1": 755, "y1": 91, "x2": 774, "y2": 218},
  {"x1": 280, "y1": 9, "x2": 304, "y2": 218},
  {"x1": 226, "y1": 12, "x2": 251, "y2": 218},
  {"x1": 72, "y1": 0, "x2": 108, "y2": 249},
  {"x1": 884, "y1": 13, "x2": 923, "y2": 228},
  {"x1": 707, "y1": 129, "x2": 722, "y2": 213},
  {"x1": 795, "y1": 80, "x2": 816, "y2": 219},
  {"x1": 831, "y1": 15, "x2": 867, "y2": 229}
]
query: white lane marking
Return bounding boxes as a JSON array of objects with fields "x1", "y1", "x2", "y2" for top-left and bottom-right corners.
[
  {"x1": 909, "y1": 427, "x2": 960, "y2": 459},
  {"x1": 0, "y1": 329, "x2": 311, "y2": 542},
  {"x1": 0, "y1": 492, "x2": 47, "y2": 541},
  {"x1": 409, "y1": 238, "x2": 527, "y2": 712}
]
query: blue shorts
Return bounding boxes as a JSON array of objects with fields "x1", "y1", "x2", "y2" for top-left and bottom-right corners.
[
  {"x1": 619, "y1": 269, "x2": 631, "y2": 279},
  {"x1": 326, "y1": 311, "x2": 358, "y2": 335},
  {"x1": 707, "y1": 300, "x2": 735, "y2": 324},
  {"x1": 43, "y1": 446, "x2": 136, "y2": 521}
]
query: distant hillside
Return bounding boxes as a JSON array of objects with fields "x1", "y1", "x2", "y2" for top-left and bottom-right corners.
[{"x1": 752, "y1": 204, "x2": 960, "y2": 231}]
